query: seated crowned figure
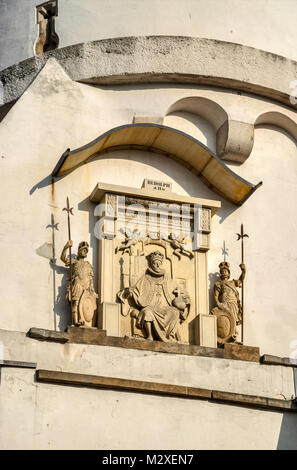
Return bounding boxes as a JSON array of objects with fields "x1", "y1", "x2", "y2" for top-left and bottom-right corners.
[{"x1": 118, "y1": 250, "x2": 190, "y2": 342}]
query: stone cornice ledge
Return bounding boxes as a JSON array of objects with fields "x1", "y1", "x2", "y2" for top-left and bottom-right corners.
[
  {"x1": 0, "y1": 359, "x2": 37, "y2": 369},
  {"x1": 1, "y1": 36, "x2": 297, "y2": 109},
  {"x1": 28, "y1": 327, "x2": 260, "y2": 362},
  {"x1": 36, "y1": 369, "x2": 297, "y2": 413},
  {"x1": 27, "y1": 328, "x2": 297, "y2": 369}
]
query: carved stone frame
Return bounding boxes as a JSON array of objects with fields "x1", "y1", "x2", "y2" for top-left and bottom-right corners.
[{"x1": 90, "y1": 182, "x2": 221, "y2": 347}]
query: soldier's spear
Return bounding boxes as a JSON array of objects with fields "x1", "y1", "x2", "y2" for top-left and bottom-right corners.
[
  {"x1": 63, "y1": 197, "x2": 74, "y2": 326},
  {"x1": 236, "y1": 224, "x2": 249, "y2": 343}
]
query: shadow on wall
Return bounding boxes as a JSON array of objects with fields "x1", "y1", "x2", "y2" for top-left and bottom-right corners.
[
  {"x1": 30, "y1": 174, "x2": 53, "y2": 195},
  {"x1": 46, "y1": 212, "x2": 71, "y2": 331},
  {"x1": 164, "y1": 111, "x2": 216, "y2": 152},
  {"x1": 216, "y1": 199, "x2": 236, "y2": 225},
  {"x1": 277, "y1": 412, "x2": 297, "y2": 449},
  {"x1": 208, "y1": 271, "x2": 220, "y2": 311},
  {"x1": 50, "y1": 260, "x2": 71, "y2": 331},
  {"x1": 89, "y1": 151, "x2": 236, "y2": 203}
]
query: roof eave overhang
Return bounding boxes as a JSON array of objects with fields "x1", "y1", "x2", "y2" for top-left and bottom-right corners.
[{"x1": 52, "y1": 123, "x2": 262, "y2": 206}]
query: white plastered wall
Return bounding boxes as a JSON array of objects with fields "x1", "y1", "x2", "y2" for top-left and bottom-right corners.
[
  {"x1": 2, "y1": 0, "x2": 297, "y2": 69},
  {"x1": 0, "y1": 330, "x2": 296, "y2": 450},
  {"x1": 0, "y1": 59, "x2": 297, "y2": 358},
  {"x1": 1, "y1": 367, "x2": 296, "y2": 450}
]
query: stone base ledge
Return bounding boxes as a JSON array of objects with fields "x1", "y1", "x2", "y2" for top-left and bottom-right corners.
[
  {"x1": 28, "y1": 327, "x2": 260, "y2": 363},
  {"x1": 27, "y1": 327, "x2": 68, "y2": 343},
  {"x1": 0, "y1": 359, "x2": 36, "y2": 369},
  {"x1": 261, "y1": 354, "x2": 297, "y2": 368},
  {"x1": 36, "y1": 369, "x2": 297, "y2": 413}
]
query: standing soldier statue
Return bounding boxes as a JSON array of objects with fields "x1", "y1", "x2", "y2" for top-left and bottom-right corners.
[
  {"x1": 211, "y1": 225, "x2": 248, "y2": 346},
  {"x1": 61, "y1": 240, "x2": 98, "y2": 327},
  {"x1": 61, "y1": 197, "x2": 98, "y2": 327},
  {"x1": 211, "y1": 261, "x2": 246, "y2": 345}
]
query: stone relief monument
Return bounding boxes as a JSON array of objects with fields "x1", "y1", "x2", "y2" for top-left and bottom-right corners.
[
  {"x1": 166, "y1": 233, "x2": 194, "y2": 260},
  {"x1": 61, "y1": 240, "x2": 98, "y2": 327},
  {"x1": 89, "y1": 181, "x2": 221, "y2": 346},
  {"x1": 211, "y1": 261, "x2": 246, "y2": 345},
  {"x1": 117, "y1": 250, "x2": 191, "y2": 342}
]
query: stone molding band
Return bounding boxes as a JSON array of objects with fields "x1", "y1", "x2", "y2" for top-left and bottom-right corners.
[
  {"x1": 1, "y1": 36, "x2": 297, "y2": 109},
  {"x1": 28, "y1": 328, "x2": 297, "y2": 369},
  {"x1": 0, "y1": 359, "x2": 37, "y2": 369},
  {"x1": 28, "y1": 327, "x2": 260, "y2": 362},
  {"x1": 36, "y1": 369, "x2": 297, "y2": 413}
]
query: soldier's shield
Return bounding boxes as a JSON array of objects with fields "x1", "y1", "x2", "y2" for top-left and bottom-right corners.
[
  {"x1": 211, "y1": 307, "x2": 237, "y2": 345},
  {"x1": 79, "y1": 291, "x2": 97, "y2": 327}
]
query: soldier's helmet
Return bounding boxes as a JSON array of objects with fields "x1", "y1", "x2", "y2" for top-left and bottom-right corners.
[
  {"x1": 78, "y1": 241, "x2": 89, "y2": 255},
  {"x1": 219, "y1": 261, "x2": 230, "y2": 275}
]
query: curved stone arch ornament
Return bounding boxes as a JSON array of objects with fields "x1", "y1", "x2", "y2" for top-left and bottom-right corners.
[
  {"x1": 52, "y1": 123, "x2": 262, "y2": 206},
  {"x1": 3, "y1": 37, "x2": 297, "y2": 110}
]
